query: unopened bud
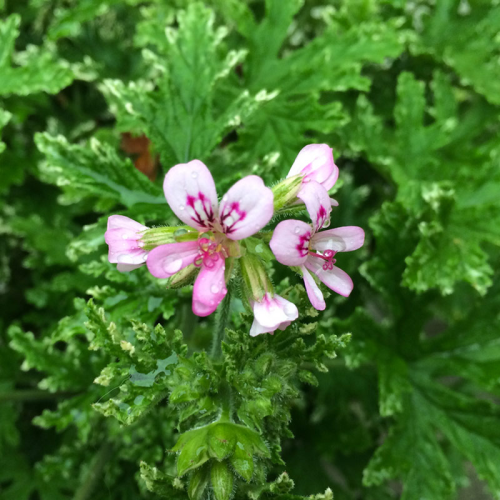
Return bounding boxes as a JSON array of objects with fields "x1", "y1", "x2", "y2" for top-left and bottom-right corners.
[
  {"x1": 272, "y1": 174, "x2": 303, "y2": 211},
  {"x1": 211, "y1": 461, "x2": 233, "y2": 500},
  {"x1": 141, "y1": 226, "x2": 197, "y2": 250},
  {"x1": 239, "y1": 254, "x2": 272, "y2": 302},
  {"x1": 167, "y1": 264, "x2": 199, "y2": 288},
  {"x1": 188, "y1": 466, "x2": 209, "y2": 500}
]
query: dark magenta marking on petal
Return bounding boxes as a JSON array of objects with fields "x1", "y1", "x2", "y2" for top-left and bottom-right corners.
[
  {"x1": 317, "y1": 205, "x2": 328, "y2": 229},
  {"x1": 185, "y1": 192, "x2": 215, "y2": 228},
  {"x1": 220, "y1": 201, "x2": 247, "y2": 234},
  {"x1": 296, "y1": 232, "x2": 311, "y2": 257}
]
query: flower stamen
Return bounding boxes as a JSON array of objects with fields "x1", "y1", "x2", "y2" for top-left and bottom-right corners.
[
  {"x1": 308, "y1": 249, "x2": 337, "y2": 270},
  {"x1": 194, "y1": 238, "x2": 226, "y2": 268}
]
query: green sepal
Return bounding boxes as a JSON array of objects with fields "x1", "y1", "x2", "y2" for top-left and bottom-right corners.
[
  {"x1": 211, "y1": 461, "x2": 234, "y2": 500},
  {"x1": 167, "y1": 264, "x2": 199, "y2": 289},
  {"x1": 172, "y1": 427, "x2": 210, "y2": 477},
  {"x1": 272, "y1": 174, "x2": 303, "y2": 211},
  {"x1": 208, "y1": 423, "x2": 237, "y2": 460},
  {"x1": 230, "y1": 440, "x2": 254, "y2": 482},
  {"x1": 171, "y1": 421, "x2": 270, "y2": 479}
]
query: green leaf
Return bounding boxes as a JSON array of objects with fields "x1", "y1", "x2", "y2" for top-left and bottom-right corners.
[
  {"x1": 0, "y1": 108, "x2": 10, "y2": 155},
  {"x1": 174, "y1": 427, "x2": 210, "y2": 476},
  {"x1": 0, "y1": 14, "x2": 74, "y2": 96},
  {"x1": 140, "y1": 461, "x2": 186, "y2": 499},
  {"x1": 235, "y1": 2, "x2": 404, "y2": 169},
  {"x1": 348, "y1": 71, "x2": 500, "y2": 295},
  {"x1": 35, "y1": 133, "x2": 165, "y2": 207},
  {"x1": 102, "y1": 2, "x2": 260, "y2": 167},
  {"x1": 418, "y1": 0, "x2": 500, "y2": 105}
]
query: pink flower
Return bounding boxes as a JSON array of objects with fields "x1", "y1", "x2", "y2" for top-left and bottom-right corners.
[
  {"x1": 147, "y1": 160, "x2": 274, "y2": 317},
  {"x1": 105, "y1": 215, "x2": 149, "y2": 272},
  {"x1": 287, "y1": 144, "x2": 339, "y2": 196},
  {"x1": 250, "y1": 293, "x2": 299, "y2": 337},
  {"x1": 269, "y1": 188, "x2": 364, "y2": 310}
]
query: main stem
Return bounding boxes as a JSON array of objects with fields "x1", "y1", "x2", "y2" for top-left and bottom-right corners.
[
  {"x1": 211, "y1": 283, "x2": 232, "y2": 359},
  {"x1": 73, "y1": 443, "x2": 113, "y2": 500}
]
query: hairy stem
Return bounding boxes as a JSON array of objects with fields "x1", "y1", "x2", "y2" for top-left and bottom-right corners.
[
  {"x1": 73, "y1": 443, "x2": 113, "y2": 500},
  {"x1": 211, "y1": 284, "x2": 232, "y2": 359}
]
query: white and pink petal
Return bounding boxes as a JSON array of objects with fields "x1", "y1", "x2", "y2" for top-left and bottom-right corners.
[
  {"x1": 163, "y1": 160, "x2": 219, "y2": 231},
  {"x1": 105, "y1": 215, "x2": 148, "y2": 267},
  {"x1": 146, "y1": 241, "x2": 199, "y2": 278},
  {"x1": 297, "y1": 181, "x2": 332, "y2": 232},
  {"x1": 300, "y1": 265, "x2": 326, "y2": 311},
  {"x1": 287, "y1": 144, "x2": 337, "y2": 187},
  {"x1": 219, "y1": 175, "x2": 274, "y2": 240},
  {"x1": 253, "y1": 294, "x2": 298, "y2": 328},
  {"x1": 311, "y1": 226, "x2": 365, "y2": 253},
  {"x1": 269, "y1": 220, "x2": 312, "y2": 267},
  {"x1": 192, "y1": 255, "x2": 227, "y2": 317},
  {"x1": 305, "y1": 257, "x2": 353, "y2": 298}
]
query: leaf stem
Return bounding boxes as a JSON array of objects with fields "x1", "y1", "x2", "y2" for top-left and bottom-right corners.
[{"x1": 0, "y1": 390, "x2": 74, "y2": 402}]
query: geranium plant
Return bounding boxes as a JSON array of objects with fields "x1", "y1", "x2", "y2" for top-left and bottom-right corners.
[{"x1": 2, "y1": 2, "x2": 500, "y2": 500}]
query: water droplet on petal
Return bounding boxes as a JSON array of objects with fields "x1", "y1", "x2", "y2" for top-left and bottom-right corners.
[
  {"x1": 164, "y1": 259, "x2": 183, "y2": 274},
  {"x1": 179, "y1": 204, "x2": 185, "y2": 211},
  {"x1": 211, "y1": 284, "x2": 220, "y2": 294},
  {"x1": 222, "y1": 195, "x2": 228, "y2": 202},
  {"x1": 294, "y1": 227, "x2": 301, "y2": 234},
  {"x1": 191, "y1": 171, "x2": 198, "y2": 179}
]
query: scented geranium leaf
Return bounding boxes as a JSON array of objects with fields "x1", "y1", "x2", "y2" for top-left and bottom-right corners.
[
  {"x1": 35, "y1": 133, "x2": 164, "y2": 207},
  {"x1": 0, "y1": 108, "x2": 10, "y2": 155},
  {"x1": 413, "y1": 374, "x2": 500, "y2": 497},
  {"x1": 364, "y1": 390, "x2": 456, "y2": 500},
  {"x1": 366, "y1": 371, "x2": 500, "y2": 500},
  {"x1": 235, "y1": 1, "x2": 404, "y2": 169},
  {"x1": 417, "y1": 0, "x2": 500, "y2": 105},
  {"x1": 102, "y1": 2, "x2": 261, "y2": 167},
  {"x1": 7, "y1": 325, "x2": 96, "y2": 392},
  {"x1": 139, "y1": 462, "x2": 186, "y2": 499},
  {"x1": 33, "y1": 392, "x2": 99, "y2": 442},
  {"x1": 45, "y1": 0, "x2": 142, "y2": 41},
  {"x1": 88, "y1": 301, "x2": 188, "y2": 425},
  {"x1": 418, "y1": 281, "x2": 500, "y2": 394},
  {"x1": 0, "y1": 15, "x2": 74, "y2": 96},
  {"x1": 403, "y1": 216, "x2": 493, "y2": 296},
  {"x1": 349, "y1": 71, "x2": 500, "y2": 295}
]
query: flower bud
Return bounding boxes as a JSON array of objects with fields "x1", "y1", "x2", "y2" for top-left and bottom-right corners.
[
  {"x1": 141, "y1": 226, "x2": 197, "y2": 249},
  {"x1": 271, "y1": 174, "x2": 304, "y2": 211},
  {"x1": 211, "y1": 461, "x2": 233, "y2": 500},
  {"x1": 188, "y1": 467, "x2": 209, "y2": 500},
  {"x1": 167, "y1": 264, "x2": 199, "y2": 288},
  {"x1": 239, "y1": 254, "x2": 272, "y2": 303},
  {"x1": 250, "y1": 293, "x2": 299, "y2": 337}
]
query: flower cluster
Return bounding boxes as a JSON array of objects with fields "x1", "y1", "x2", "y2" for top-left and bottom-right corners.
[{"x1": 104, "y1": 145, "x2": 364, "y2": 336}]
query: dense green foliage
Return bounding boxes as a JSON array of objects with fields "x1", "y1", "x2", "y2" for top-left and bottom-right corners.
[{"x1": 1, "y1": 1, "x2": 500, "y2": 499}]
